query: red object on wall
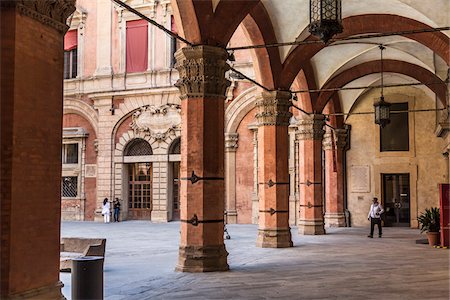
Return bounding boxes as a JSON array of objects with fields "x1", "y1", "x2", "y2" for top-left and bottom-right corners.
[
  {"x1": 64, "y1": 30, "x2": 77, "y2": 51},
  {"x1": 126, "y1": 20, "x2": 148, "y2": 73},
  {"x1": 440, "y1": 184, "x2": 450, "y2": 247}
]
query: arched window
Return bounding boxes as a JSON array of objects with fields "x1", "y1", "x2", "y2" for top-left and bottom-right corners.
[
  {"x1": 125, "y1": 139, "x2": 153, "y2": 156},
  {"x1": 169, "y1": 137, "x2": 181, "y2": 154}
]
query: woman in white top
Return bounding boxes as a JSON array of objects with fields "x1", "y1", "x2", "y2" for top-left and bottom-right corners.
[
  {"x1": 102, "y1": 198, "x2": 111, "y2": 223},
  {"x1": 368, "y1": 197, "x2": 384, "y2": 238}
]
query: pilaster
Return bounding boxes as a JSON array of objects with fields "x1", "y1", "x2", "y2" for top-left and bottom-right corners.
[
  {"x1": 225, "y1": 133, "x2": 239, "y2": 224},
  {"x1": 174, "y1": 45, "x2": 230, "y2": 272},
  {"x1": 94, "y1": 0, "x2": 113, "y2": 76},
  {"x1": 92, "y1": 97, "x2": 115, "y2": 221},
  {"x1": 256, "y1": 91, "x2": 293, "y2": 248},
  {"x1": 296, "y1": 114, "x2": 326, "y2": 235},
  {"x1": 323, "y1": 128, "x2": 348, "y2": 227}
]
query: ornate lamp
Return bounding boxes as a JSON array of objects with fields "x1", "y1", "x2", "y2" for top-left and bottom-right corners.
[
  {"x1": 309, "y1": 0, "x2": 343, "y2": 43},
  {"x1": 374, "y1": 45, "x2": 391, "y2": 127}
]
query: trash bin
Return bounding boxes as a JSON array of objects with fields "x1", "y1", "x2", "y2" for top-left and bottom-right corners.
[{"x1": 72, "y1": 256, "x2": 104, "y2": 300}]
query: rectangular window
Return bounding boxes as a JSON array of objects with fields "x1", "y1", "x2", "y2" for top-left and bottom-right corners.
[
  {"x1": 380, "y1": 103, "x2": 409, "y2": 152},
  {"x1": 62, "y1": 176, "x2": 78, "y2": 197},
  {"x1": 64, "y1": 30, "x2": 78, "y2": 79},
  {"x1": 62, "y1": 143, "x2": 79, "y2": 164},
  {"x1": 126, "y1": 20, "x2": 148, "y2": 73}
]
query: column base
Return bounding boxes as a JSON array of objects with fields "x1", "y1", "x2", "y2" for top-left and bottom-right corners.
[
  {"x1": 6, "y1": 281, "x2": 65, "y2": 300},
  {"x1": 176, "y1": 245, "x2": 229, "y2": 272},
  {"x1": 256, "y1": 228, "x2": 293, "y2": 248},
  {"x1": 225, "y1": 210, "x2": 237, "y2": 224},
  {"x1": 151, "y1": 210, "x2": 169, "y2": 222},
  {"x1": 324, "y1": 212, "x2": 346, "y2": 227},
  {"x1": 298, "y1": 219, "x2": 326, "y2": 235}
]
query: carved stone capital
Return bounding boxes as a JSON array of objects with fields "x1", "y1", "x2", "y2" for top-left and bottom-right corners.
[
  {"x1": 255, "y1": 91, "x2": 292, "y2": 126},
  {"x1": 323, "y1": 128, "x2": 348, "y2": 150},
  {"x1": 225, "y1": 133, "x2": 239, "y2": 152},
  {"x1": 2, "y1": 0, "x2": 76, "y2": 33},
  {"x1": 175, "y1": 45, "x2": 231, "y2": 100},
  {"x1": 296, "y1": 114, "x2": 326, "y2": 141}
]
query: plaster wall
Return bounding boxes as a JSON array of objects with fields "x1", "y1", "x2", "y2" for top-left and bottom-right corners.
[
  {"x1": 346, "y1": 87, "x2": 447, "y2": 227},
  {"x1": 235, "y1": 108, "x2": 257, "y2": 224}
]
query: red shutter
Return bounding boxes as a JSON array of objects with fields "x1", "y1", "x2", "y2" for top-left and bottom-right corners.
[
  {"x1": 64, "y1": 30, "x2": 78, "y2": 51},
  {"x1": 126, "y1": 20, "x2": 148, "y2": 73}
]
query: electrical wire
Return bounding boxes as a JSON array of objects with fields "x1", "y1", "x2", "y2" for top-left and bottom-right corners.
[
  {"x1": 227, "y1": 26, "x2": 450, "y2": 51},
  {"x1": 111, "y1": 0, "x2": 193, "y2": 46}
]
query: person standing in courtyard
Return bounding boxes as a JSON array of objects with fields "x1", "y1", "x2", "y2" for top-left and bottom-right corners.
[
  {"x1": 113, "y1": 198, "x2": 121, "y2": 222},
  {"x1": 102, "y1": 198, "x2": 111, "y2": 223},
  {"x1": 368, "y1": 197, "x2": 384, "y2": 238}
]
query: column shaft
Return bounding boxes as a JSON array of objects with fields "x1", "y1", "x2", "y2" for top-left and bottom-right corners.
[
  {"x1": 297, "y1": 114, "x2": 326, "y2": 235},
  {"x1": 174, "y1": 46, "x2": 230, "y2": 272},
  {"x1": 225, "y1": 133, "x2": 238, "y2": 224},
  {"x1": 256, "y1": 91, "x2": 293, "y2": 248},
  {"x1": 1, "y1": 1, "x2": 75, "y2": 298}
]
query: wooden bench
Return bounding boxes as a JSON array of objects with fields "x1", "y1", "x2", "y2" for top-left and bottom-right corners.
[{"x1": 60, "y1": 238, "x2": 106, "y2": 272}]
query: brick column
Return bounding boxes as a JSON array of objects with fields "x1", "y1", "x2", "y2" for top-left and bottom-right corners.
[
  {"x1": 174, "y1": 45, "x2": 230, "y2": 272},
  {"x1": 1, "y1": 1, "x2": 75, "y2": 298},
  {"x1": 323, "y1": 128, "x2": 348, "y2": 227},
  {"x1": 225, "y1": 133, "x2": 239, "y2": 224},
  {"x1": 297, "y1": 114, "x2": 326, "y2": 235},
  {"x1": 256, "y1": 91, "x2": 293, "y2": 248}
]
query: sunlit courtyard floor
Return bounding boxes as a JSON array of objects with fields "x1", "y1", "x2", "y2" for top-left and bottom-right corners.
[{"x1": 60, "y1": 221, "x2": 449, "y2": 300}]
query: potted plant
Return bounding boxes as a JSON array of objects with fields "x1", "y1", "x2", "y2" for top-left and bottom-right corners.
[{"x1": 417, "y1": 207, "x2": 440, "y2": 246}]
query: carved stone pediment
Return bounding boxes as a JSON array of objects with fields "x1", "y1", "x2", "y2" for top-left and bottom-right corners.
[{"x1": 131, "y1": 104, "x2": 181, "y2": 141}]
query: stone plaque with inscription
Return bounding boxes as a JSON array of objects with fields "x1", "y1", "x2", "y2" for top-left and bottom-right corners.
[{"x1": 351, "y1": 165, "x2": 370, "y2": 192}]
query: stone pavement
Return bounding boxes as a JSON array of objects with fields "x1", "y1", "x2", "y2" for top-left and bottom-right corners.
[{"x1": 60, "y1": 221, "x2": 449, "y2": 299}]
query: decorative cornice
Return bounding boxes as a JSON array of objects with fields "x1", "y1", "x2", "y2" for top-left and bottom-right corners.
[
  {"x1": 225, "y1": 133, "x2": 239, "y2": 152},
  {"x1": 295, "y1": 114, "x2": 326, "y2": 141},
  {"x1": 255, "y1": 91, "x2": 292, "y2": 126},
  {"x1": 2, "y1": 0, "x2": 76, "y2": 33},
  {"x1": 174, "y1": 45, "x2": 231, "y2": 100}
]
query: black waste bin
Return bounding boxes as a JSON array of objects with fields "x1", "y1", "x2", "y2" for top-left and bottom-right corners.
[{"x1": 72, "y1": 256, "x2": 104, "y2": 300}]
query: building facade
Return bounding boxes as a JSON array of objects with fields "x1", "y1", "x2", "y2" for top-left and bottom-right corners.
[{"x1": 63, "y1": 0, "x2": 449, "y2": 227}]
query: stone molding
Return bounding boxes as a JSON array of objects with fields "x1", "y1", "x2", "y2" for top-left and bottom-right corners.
[
  {"x1": 6, "y1": 281, "x2": 65, "y2": 300},
  {"x1": 2, "y1": 0, "x2": 76, "y2": 33},
  {"x1": 130, "y1": 104, "x2": 181, "y2": 141},
  {"x1": 255, "y1": 91, "x2": 292, "y2": 126},
  {"x1": 174, "y1": 46, "x2": 230, "y2": 100},
  {"x1": 323, "y1": 128, "x2": 348, "y2": 150},
  {"x1": 296, "y1": 114, "x2": 326, "y2": 141},
  {"x1": 225, "y1": 133, "x2": 239, "y2": 152}
]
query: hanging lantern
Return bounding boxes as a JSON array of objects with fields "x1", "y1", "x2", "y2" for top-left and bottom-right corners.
[
  {"x1": 309, "y1": 0, "x2": 343, "y2": 43},
  {"x1": 374, "y1": 96, "x2": 391, "y2": 128},
  {"x1": 374, "y1": 44, "x2": 391, "y2": 128}
]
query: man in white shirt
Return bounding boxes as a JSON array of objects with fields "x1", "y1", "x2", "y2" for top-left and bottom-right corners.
[{"x1": 368, "y1": 197, "x2": 384, "y2": 238}]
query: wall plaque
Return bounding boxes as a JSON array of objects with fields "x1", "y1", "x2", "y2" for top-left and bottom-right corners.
[
  {"x1": 85, "y1": 164, "x2": 97, "y2": 178},
  {"x1": 351, "y1": 165, "x2": 370, "y2": 193}
]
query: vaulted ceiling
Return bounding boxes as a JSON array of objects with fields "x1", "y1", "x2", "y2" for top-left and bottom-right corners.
[{"x1": 171, "y1": 0, "x2": 449, "y2": 121}]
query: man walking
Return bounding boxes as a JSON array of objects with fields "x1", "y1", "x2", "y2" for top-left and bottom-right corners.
[{"x1": 368, "y1": 197, "x2": 384, "y2": 238}]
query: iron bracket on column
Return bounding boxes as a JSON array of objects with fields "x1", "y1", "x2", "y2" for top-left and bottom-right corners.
[
  {"x1": 299, "y1": 201, "x2": 324, "y2": 209},
  {"x1": 181, "y1": 171, "x2": 224, "y2": 184},
  {"x1": 259, "y1": 208, "x2": 289, "y2": 215},
  {"x1": 299, "y1": 180, "x2": 322, "y2": 186},
  {"x1": 259, "y1": 179, "x2": 290, "y2": 188},
  {"x1": 180, "y1": 214, "x2": 224, "y2": 226}
]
